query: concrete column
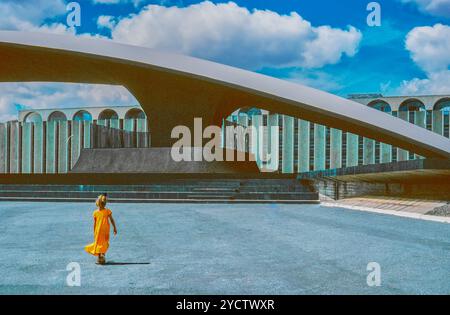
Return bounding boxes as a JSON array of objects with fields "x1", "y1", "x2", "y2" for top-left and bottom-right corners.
[
  {"x1": 221, "y1": 118, "x2": 225, "y2": 148},
  {"x1": 363, "y1": 138, "x2": 375, "y2": 165},
  {"x1": 432, "y1": 110, "x2": 443, "y2": 136},
  {"x1": 58, "y1": 121, "x2": 69, "y2": 173},
  {"x1": 282, "y1": 115, "x2": 294, "y2": 174},
  {"x1": 33, "y1": 122, "x2": 44, "y2": 173},
  {"x1": 21, "y1": 122, "x2": 33, "y2": 174},
  {"x1": 224, "y1": 117, "x2": 235, "y2": 151},
  {"x1": 123, "y1": 119, "x2": 134, "y2": 148},
  {"x1": 110, "y1": 119, "x2": 120, "y2": 129},
  {"x1": 415, "y1": 111, "x2": 426, "y2": 159},
  {"x1": 136, "y1": 118, "x2": 148, "y2": 148},
  {"x1": 97, "y1": 119, "x2": 107, "y2": 127},
  {"x1": 314, "y1": 124, "x2": 326, "y2": 171},
  {"x1": 83, "y1": 121, "x2": 91, "y2": 149},
  {"x1": 266, "y1": 114, "x2": 279, "y2": 172},
  {"x1": 397, "y1": 111, "x2": 409, "y2": 161},
  {"x1": 380, "y1": 142, "x2": 392, "y2": 163},
  {"x1": 252, "y1": 114, "x2": 263, "y2": 168},
  {"x1": 0, "y1": 123, "x2": 6, "y2": 173},
  {"x1": 346, "y1": 133, "x2": 359, "y2": 167},
  {"x1": 237, "y1": 115, "x2": 249, "y2": 153},
  {"x1": 330, "y1": 128, "x2": 342, "y2": 169},
  {"x1": 46, "y1": 121, "x2": 57, "y2": 174},
  {"x1": 9, "y1": 121, "x2": 20, "y2": 174},
  {"x1": 297, "y1": 119, "x2": 310, "y2": 173},
  {"x1": 123, "y1": 118, "x2": 134, "y2": 132},
  {"x1": 71, "y1": 121, "x2": 82, "y2": 169}
]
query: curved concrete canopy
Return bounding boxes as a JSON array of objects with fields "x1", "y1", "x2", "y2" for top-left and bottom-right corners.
[{"x1": 0, "y1": 31, "x2": 449, "y2": 159}]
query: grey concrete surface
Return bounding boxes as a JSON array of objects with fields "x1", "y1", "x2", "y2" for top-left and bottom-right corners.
[
  {"x1": 0, "y1": 202, "x2": 449, "y2": 294},
  {"x1": 71, "y1": 148, "x2": 259, "y2": 174}
]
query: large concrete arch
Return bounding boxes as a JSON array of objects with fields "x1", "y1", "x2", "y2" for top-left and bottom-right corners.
[{"x1": 0, "y1": 31, "x2": 449, "y2": 159}]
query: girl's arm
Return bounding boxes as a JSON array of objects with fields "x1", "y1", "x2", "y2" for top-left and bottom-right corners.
[
  {"x1": 110, "y1": 215, "x2": 118, "y2": 235},
  {"x1": 93, "y1": 217, "x2": 97, "y2": 236}
]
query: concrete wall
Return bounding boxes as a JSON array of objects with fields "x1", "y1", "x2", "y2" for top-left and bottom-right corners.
[
  {"x1": 224, "y1": 110, "x2": 449, "y2": 174},
  {"x1": 19, "y1": 106, "x2": 142, "y2": 122},
  {"x1": 310, "y1": 178, "x2": 450, "y2": 201},
  {"x1": 351, "y1": 95, "x2": 450, "y2": 111},
  {"x1": 1, "y1": 109, "x2": 449, "y2": 174}
]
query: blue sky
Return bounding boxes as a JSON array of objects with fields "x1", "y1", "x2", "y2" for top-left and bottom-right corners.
[{"x1": 0, "y1": 0, "x2": 449, "y2": 120}]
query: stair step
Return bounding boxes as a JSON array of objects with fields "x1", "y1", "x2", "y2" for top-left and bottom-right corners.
[
  {"x1": 0, "y1": 196, "x2": 319, "y2": 204},
  {"x1": 0, "y1": 179, "x2": 318, "y2": 204}
]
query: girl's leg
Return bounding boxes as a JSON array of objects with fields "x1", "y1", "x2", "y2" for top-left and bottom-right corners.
[{"x1": 99, "y1": 254, "x2": 106, "y2": 264}]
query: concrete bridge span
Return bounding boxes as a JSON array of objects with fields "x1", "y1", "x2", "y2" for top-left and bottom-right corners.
[{"x1": 0, "y1": 31, "x2": 449, "y2": 159}]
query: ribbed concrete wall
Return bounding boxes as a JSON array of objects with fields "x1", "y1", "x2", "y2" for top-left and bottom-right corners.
[
  {"x1": 224, "y1": 110, "x2": 449, "y2": 174},
  {"x1": 0, "y1": 119, "x2": 149, "y2": 174},
  {"x1": 0, "y1": 110, "x2": 448, "y2": 174}
]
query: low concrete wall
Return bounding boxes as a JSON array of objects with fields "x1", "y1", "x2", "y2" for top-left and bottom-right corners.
[{"x1": 310, "y1": 179, "x2": 450, "y2": 201}]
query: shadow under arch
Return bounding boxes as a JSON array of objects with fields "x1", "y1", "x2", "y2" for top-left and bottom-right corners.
[
  {"x1": 73, "y1": 109, "x2": 93, "y2": 121},
  {"x1": 399, "y1": 98, "x2": 426, "y2": 111},
  {"x1": 434, "y1": 98, "x2": 450, "y2": 111},
  {"x1": 98, "y1": 109, "x2": 119, "y2": 120},
  {"x1": 24, "y1": 111, "x2": 42, "y2": 123},
  {"x1": 48, "y1": 110, "x2": 67, "y2": 122},
  {"x1": 125, "y1": 107, "x2": 146, "y2": 119},
  {"x1": 367, "y1": 99, "x2": 392, "y2": 113}
]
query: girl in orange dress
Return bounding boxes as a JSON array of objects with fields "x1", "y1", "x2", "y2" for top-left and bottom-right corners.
[{"x1": 85, "y1": 194, "x2": 118, "y2": 265}]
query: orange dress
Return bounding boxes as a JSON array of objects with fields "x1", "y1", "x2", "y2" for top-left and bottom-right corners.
[{"x1": 85, "y1": 208, "x2": 112, "y2": 256}]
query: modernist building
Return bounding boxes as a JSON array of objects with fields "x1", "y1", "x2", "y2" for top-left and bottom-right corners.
[
  {"x1": 1, "y1": 93, "x2": 448, "y2": 175},
  {"x1": 19, "y1": 105, "x2": 145, "y2": 124},
  {"x1": 0, "y1": 31, "x2": 449, "y2": 178}
]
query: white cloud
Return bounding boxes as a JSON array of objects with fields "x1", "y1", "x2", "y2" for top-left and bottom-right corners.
[
  {"x1": 0, "y1": 1, "x2": 362, "y2": 120},
  {"x1": 399, "y1": 23, "x2": 450, "y2": 95},
  {"x1": 399, "y1": 70, "x2": 450, "y2": 95},
  {"x1": 106, "y1": 1, "x2": 362, "y2": 70},
  {"x1": 97, "y1": 15, "x2": 117, "y2": 29},
  {"x1": 401, "y1": 0, "x2": 450, "y2": 18},
  {"x1": 405, "y1": 23, "x2": 450, "y2": 73},
  {"x1": 0, "y1": 83, "x2": 138, "y2": 122},
  {"x1": 0, "y1": 0, "x2": 66, "y2": 30}
]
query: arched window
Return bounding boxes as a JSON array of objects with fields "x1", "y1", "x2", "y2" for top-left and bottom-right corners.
[
  {"x1": 98, "y1": 109, "x2": 118, "y2": 120},
  {"x1": 399, "y1": 99, "x2": 426, "y2": 129},
  {"x1": 434, "y1": 98, "x2": 450, "y2": 138},
  {"x1": 125, "y1": 108, "x2": 146, "y2": 119},
  {"x1": 399, "y1": 99, "x2": 425, "y2": 112},
  {"x1": 434, "y1": 99, "x2": 450, "y2": 112},
  {"x1": 239, "y1": 107, "x2": 262, "y2": 116},
  {"x1": 48, "y1": 111, "x2": 67, "y2": 122},
  {"x1": 368, "y1": 100, "x2": 391, "y2": 113},
  {"x1": 24, "y1": 112, "x2": 42, "y2": 123},
  {"x1": 73, "y1": 110, "x2": 93, "y2": 121}
]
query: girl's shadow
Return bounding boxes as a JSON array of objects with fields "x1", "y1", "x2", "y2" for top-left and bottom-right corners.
[{"x1": 104, "y1": 261, "x2": 150, "y2": 266}]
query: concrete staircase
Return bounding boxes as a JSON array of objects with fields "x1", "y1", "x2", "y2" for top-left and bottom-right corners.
[{"x1": 0, "y1": 179, "x2": 319, "y2": 204}]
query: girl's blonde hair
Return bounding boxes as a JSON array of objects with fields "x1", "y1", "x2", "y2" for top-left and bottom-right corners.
[{"x1": 96, "y1": 194, "x2": 107, "y2": 209}]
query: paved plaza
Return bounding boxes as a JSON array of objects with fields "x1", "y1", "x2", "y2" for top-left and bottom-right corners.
[{"x1": 0, "y1": 202, "x2": 449, "y2": 294}]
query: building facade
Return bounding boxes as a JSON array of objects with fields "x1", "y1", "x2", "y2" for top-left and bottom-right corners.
[{"x1": 0, "y1": 94, "x2": 449, "y2": 174}]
